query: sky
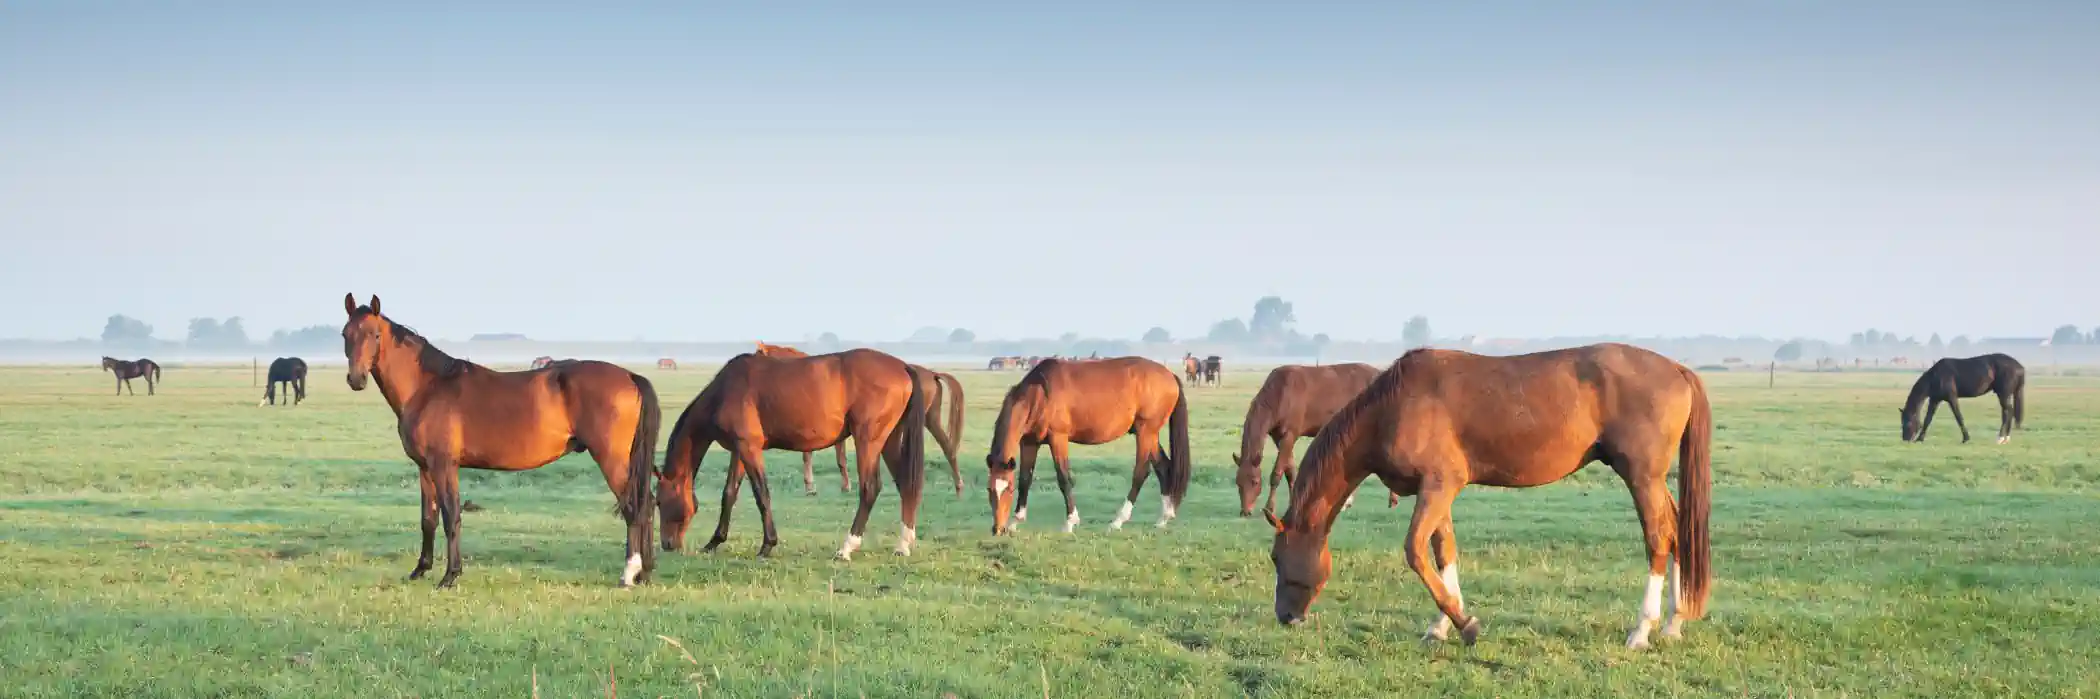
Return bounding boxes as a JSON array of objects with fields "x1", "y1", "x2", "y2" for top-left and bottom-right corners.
[{"x1": 2, "y1": 2, "x2": 2095, "y2": 343}]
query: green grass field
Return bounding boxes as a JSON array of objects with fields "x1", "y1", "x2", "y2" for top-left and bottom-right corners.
[{"x1": 4, "y1": 362, "x2": 2098, "y2": 697}]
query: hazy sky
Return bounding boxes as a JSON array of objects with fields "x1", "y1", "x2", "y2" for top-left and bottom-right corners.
[{"x1": 3, "y1": 2, "x2": 2095, "y2": 343}]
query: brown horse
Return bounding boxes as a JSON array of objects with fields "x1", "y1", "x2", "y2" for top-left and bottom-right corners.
[
  {"x1": 1901, "y1": 353, "x2": 2026, "y2": 444},
  {"x1": 1266, "y1": 343, "x2": 1712, "y2": 650},
  {"x1": 984, "y1": 357, "x2": 1191, "y2": 534},
  {"x1": 1203, "y1": 355, "x2": 1223, "y2": 386},
  {"x1": 1183, "y1": 354, "x2": 1201, "y2": 384},
  {"x1": 1232, "y1": 362, "x2": 1395, "y2": 516},
  {"x1": 657, "y1": 348, "x2": 927, "y2": 560},
  {"x1": 100, "y1": 356, "x2": 161, "y2": 395},
  {"x1": 341, "y1": 294, "x2": 661, "y2": 589},
  {"x1": 259, "y1": 356, "x2": 307, "y2": 406},
  {"x1": 754, "y1": 342, "x2": 968, "y2": 496}
]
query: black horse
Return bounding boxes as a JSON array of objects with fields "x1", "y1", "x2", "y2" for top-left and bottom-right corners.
[
  {"x1": 100, "y1": 356, "x2": 161, "y2": 396},
  {"x1": 1202, "y1": 355, "x2": 1223, "y2": 386},
  {"x1": 1901, "y1": 353, "x2": 2026, "y2": 444},
  {"x1": 261, "y1": 357, "x2": 308, "y2": 406}
]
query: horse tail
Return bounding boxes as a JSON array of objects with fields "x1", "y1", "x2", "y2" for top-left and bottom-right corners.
[
  {"x1": 2013, "y1": 370, "x2": 2027, "y2": 429},
  {"x1": 1166, "y1": 375, "x2": 1193, "y2": 505},
  {"x1": 1675, "y1": 365, "x2": 1714, "y2": 620},
  {"x1": 940, "y1": 372, "x2": 966, "y2": 470},
  {"x1": 150, "y1": 361, "x2": 162, "y2": 383},
  {"x1": 627, "y1": 373, "x2": 662, "y2": 525},
  {"x1": 897, "y1": 364, "x2": 929, "y2": 496}
]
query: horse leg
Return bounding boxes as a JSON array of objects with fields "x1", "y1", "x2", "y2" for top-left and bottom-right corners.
[
  {"x1": 1405, "y1": 482, "x2": 1477, "y2": 644},
  {"x1": 702, "y1": 453, "x2": 746, "y2": 553},
  {"x1": 731, "y1": 443, "x2": 780, "y2": 557},
  {"x1": 583, "y1": 440, "x2": 651, "y2": 585},
  {"x1": 1946, "y1": 396, "x2": 1971, "y2": 443},
  {"x1": 837, "y1": 433, "x2": 886, "y2": 561},
  {"x1": 1421, "y1": 518, "x2": 1463, "y2": 643},
  {"x1": 432, "y1": 461, "x2": 466, "y2": 588},
  {"x1": 1047, "y1": 437, "x2": 1080, "y2": 533},
  {"x1": 407, "y1": 467, "x2": 438, "y2": 581},
  {"x1": 1623, "y1": 472, "x2": 1681, "y2": 649},
  {"x1": 1008, "y1": 443, "x2": 1038, "y2": 533},
  {"x1": 801, "y1": 451, "x2": 818, "y2": 496},
  {"x1": 835, "y1": 442, "x2": 851, "y2": 493},
  {"x1": 1263, "y1": 434, "x2": 1295, "y2": 514},
  {"x1": 882, "y1": 428, "x2": 924, "y2": 556},
  {"x1": 1996, "y1": 391, "x2": 2015, "y2": 444},
  {"x1": 1110, "y1": 433, "x2": 1157, "y2": 531}
]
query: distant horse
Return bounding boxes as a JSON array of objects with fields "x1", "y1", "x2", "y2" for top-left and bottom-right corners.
[
  {"x1": 530, "y1": 356, "x2": 555, "y2": 370},
  {"x1": 989, "y1": 357, "x2": 1009, "y2": 371},
  {"x1": 754, "y1": 342, "x2": 967, "y2": 497},
  {"x1": 984, "y1": 357, "x2": 1191, "y2": 534},
  {"x1": 341, "y1": 294, "x2": 660, "y2": 589},
  {"x1": 1203, "y1": 355, "x2": 1223, "y2": 386},
  {"x1": 1901, "y1": 353, "x2": 2026, "y2": 444},
  {"x1": 658, "y1": 358, "x2": 678, "y2": 370},
  {"x1": 100, "y1": 356, "x2": 161, "y2": 396},
  {"x1": 1267, "y1": 343, "x2": 1712, "y2": 650},
  {"x1": 658, "y1": 348, "x2": 928, "y2": 560},
  {"x1": 1183, "y1": 354, "x2": 1201, "y2": 384},
  {"x1": 1232, "y1": 363, "x2": 1396, "y2": 515},
  {"x1": 259, "y1": 357, "x2": 307, "y2": 406}
]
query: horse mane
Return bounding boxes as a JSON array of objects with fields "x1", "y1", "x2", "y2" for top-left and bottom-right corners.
[
  {"x1": 358, "y1": 308, "x2": 471, "y2": 379},
  {"x1": 1284, "y1": 352, "x2": 1418, "y2": 524}
]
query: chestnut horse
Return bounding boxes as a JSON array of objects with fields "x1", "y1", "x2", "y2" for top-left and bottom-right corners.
[
  {"x1": 985, "y1": 357, "x2": 1191, "y2": 534},
  {"x1": 101, "y1": 356, "x2": 161, "y2": 395},
  {"x1": 657, "y1": 348, "x2": 927, "y2": 560},
  {"x1": 341, "y1": 295, "x2": 661, "y2": 589},
  {"x1": 754, "y1": 342, "x2": 967, "y2": 496},
  {"x1": 1182, "y1": 354, "x2": 1201, "y2": 384},
  {"x1": 1267, "y1": 343, "x2": 1712, "y2": 650},
  {"x1": 1900, "y1": 353, "x2": 2026, "y2": 444},
  {"x1": 1231, "y1": 362, "x2": 1397, "y2": 516}
]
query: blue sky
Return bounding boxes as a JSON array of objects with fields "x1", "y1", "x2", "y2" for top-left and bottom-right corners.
[{"x1": 3, "y1": 2, "x2": 2094, "y2": 342}]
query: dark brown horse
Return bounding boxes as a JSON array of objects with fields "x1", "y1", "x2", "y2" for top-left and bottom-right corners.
[
  {"x1": 984, "y1": 357, "x2": 1191, "y2": 534},
  {"x1": 657, "y1": 348, "x2": 927, "y2": 560},
  {"x1": 1203, "y1": 355, "x2": 1223, "y2": 386},
  {"x1": 1266, "y1": 343, "x2": 1712, "y2": 650},
  {"x1": 341, "y1": 294, "x2": 661, "y2": 589},
  {"x1": 1232, "y1": 362, "x2": 1393, "y2": 516},
  {"x1": 753, "y1": 342, "x2": 968, "y2": 496},
  {"x1": 260, "y1": 356, "x2": 307, "y2": 406},
  {"x1": 1901, "y1": 353, "x2": 2026, "y2": 444},
  {"x1": 100, "y1": 356, "x2": 161, "y2": 395}
]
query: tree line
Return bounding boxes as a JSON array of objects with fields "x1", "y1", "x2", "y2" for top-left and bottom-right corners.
[{"x1": 99, "y1": 314, "x2": 337, "y2": 352}]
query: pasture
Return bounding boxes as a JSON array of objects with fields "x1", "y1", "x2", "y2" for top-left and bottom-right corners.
[{"x1": 3, "y1": 362, "x2": 2098, "y2": 697}]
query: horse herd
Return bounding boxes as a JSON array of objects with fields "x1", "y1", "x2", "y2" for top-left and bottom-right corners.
[{"x1": 91, "y1": 294, "x2": 2035, "y2": 650}]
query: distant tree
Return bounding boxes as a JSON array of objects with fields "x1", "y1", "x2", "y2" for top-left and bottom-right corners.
[
  {"x1": 1848, "y1": 332, "x2": 1867, "y2": 348},
  {"x1": 1402, "y1": 315, "x2": 1432, "y2": 348},
  {"x1": 268, "y1": 325, "x2": 338, "y2": 351},
  {"x1": 1142, "y1": 327, "x2": 1172, "y2": 343},
  {"x1": 1861, "y1": 329, "x2": 1883, "y2": 347},
  {"x1": 1313, "y1": 332, "x2": 1331, "y2": 345},
  {"x1": 1773, "y1": 341, "x2": 1804, "y2": 362},
  {"x1": 2051, "y1": 324, "x2": 2083, "y2": 346},
  {"x1": 1248, "y1": 296, "x2": 1297, "y2": 341},
  {"x1": 1058, "y1": 331, "x2": 1080, "y2": 344},
  {"x1": 1927, "y1": 333, "x2": 1944, "y2": 352},
  {"x1": 1949, "y1": 335, "x2": 1972, "y2": 352},
  {"x1": 906, "y1": 326, "x2": 949, "y2": 343},
  {"x1": 100, "y1": 314, "x2": 154, "y2": 346},
  {"x1": 947, "y1": 328, "x2": 975, "y2": 343},
  {"x1": 1207, "y1": 318, "x2": 1250, "y2": 343},
  {"x1": 186, "y1": 318, "x2": 222, "y2": 346},
  {"x1": 818, "y1": 331, "x2": 841, "y2": 345},
  {"x1": 220, "y1": 317, "x2": 249, "y2": 347}
]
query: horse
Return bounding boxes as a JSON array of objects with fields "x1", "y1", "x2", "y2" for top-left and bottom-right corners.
[
  {"x1": 340, "y1": 294, "x2": 661, "y2": 589},
  {"x1": 530, "y1": 356, "x2": 555, "y2": 370},
  {"x1": 259, "y1": 357, "x2": 307, "y2": 406},
  {"x1": 657, "y1": 348, "x2": 928, "y2": 560},
  {"x1": 989, "y1": 357, "x2": 1009, "y2": 371},
  {"x1": 1900, "y1": 353, "x2": 2026, "y2": 444},
  {"x1": 1232, "y1": 362, "x2": 1397, "y2": 516},
  {"x1": 1266, "y1": 343, "x2": 1712, "y2": 650},
  {"x1": 1203, "y1": 355, "x2": 1223, "y2": 386},
  {"x1": 658, "y1": 358, "x2": 678, "y2": 370},
  {"x1": 100, "y1": 356, "x2": 161, "y2": 396},
  {"x1": 984, "y1": 357, "x2": 1191, "y2": 534},
  {"x1": 751, "y1": 342, "x2": 968, "y2": 497},
  {"x1": 1183, "y1": 354, "x2": 1201, "y2": 384}
]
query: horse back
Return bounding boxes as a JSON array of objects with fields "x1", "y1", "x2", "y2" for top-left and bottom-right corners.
[
  {"x1": 1029, "y1": 357, "x2": 1178, "y2": 441},
  {"x1": 699, "y1": 349, "x2": 911, "y2": 449}
]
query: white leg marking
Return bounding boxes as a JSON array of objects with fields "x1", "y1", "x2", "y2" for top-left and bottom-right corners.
[
  {"x1": 893, "y1": 526, "x2": 916, "y2": 556},
  {"x1": 1063, "y1": 507, "x2": 1080, "y2": 534},
  {"x1": 1626, "y1": 573, "x2": 1666, "y2": 649},
  {"x1": 621, "y1": 553, "x2": 643, "y2": 587},
  {"x1": 836, "y1": 534, "x2": 863, "y2": 561},
  {"x1": 1156, "y1": 494, "x2": 1177, "y2": 528},
  {"x1": 1424, "y1": 563, "x2": 1462, "y2": 640},
  {"x1": 993, "y1": 480, "x2": 1009, "y2": 495},
  {"x1": 1997, "y1": 435, "x2": 2010, "y2": 445},
  {"x1": 1015, "y1": 506, "x2": 1028, "y2": 521},
  {"x1": 1663, "y1": 558, "x2": 1686, "y2": 638},
  {"x1": 1110, "y1": 500, "x2": 1134, "y2": 530}
]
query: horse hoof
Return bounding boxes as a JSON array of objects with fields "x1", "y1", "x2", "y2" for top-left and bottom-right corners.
[
  {"x1": 1459, "y1": 617, "x2": 1483, "y2": 646},
  {"x1": 405, "y1": 569, "x2": 429, "y2": 582},
  {"x1": 834, "y1": 550, "x2": 854, "y2": 562},
  {"x1": 435, "y1": 573, "x2": 460, "y2": 589},
  {"x1": 1626, "y1": 635, "x2": 1651, "y2": 651}
]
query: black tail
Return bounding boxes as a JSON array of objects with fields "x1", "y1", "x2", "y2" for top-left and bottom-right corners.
[
  {"x1": 150, "y1": 361, "x2": 162, "y2": 383},
  {"x1": 897, "y1": 365, "x2": 928, "y2": 496},
  {"x1": 1166, "y1": 376, "x2": 1193, "y2": 504},
  {"x1": 627, "y1": 374, "x2": 662, "y2": 524}
]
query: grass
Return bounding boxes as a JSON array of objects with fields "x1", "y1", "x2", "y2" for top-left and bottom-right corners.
[{"x1": 3, "y1": 362, "x2": 2098, "y2": 697}]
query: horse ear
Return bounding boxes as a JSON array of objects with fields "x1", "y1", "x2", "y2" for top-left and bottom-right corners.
[
  {"x1": 368, "y1": 296, "x2": 381, "y2": 315},
  {"x1": 344, "y1": 293, "x2": 357, "y2": 315},
  {"x1": 1263, "y1": 508, "x2": 1285, "y2": 533}
]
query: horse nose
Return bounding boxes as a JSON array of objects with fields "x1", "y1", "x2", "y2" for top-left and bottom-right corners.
[{"x1": 1276, "y1": 610, "x2": 1304, "y2": 626}]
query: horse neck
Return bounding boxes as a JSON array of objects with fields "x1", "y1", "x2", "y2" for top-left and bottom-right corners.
[
  {"x1": 1281, "y1": 406, "x2": 1375, "y2": 536},
  {"x1": 370, "y1": 334, "x2": 448, "y2": 414},
  {"x1": 1237, "y1": 398, "x2": 1272, "y2": 466},
  {"x1": 1902, "y1": 374, "x2": 1935, "y2": 415},
  {"x1": 990, "y1": 387, "x2": 1040, "y2": 462}
]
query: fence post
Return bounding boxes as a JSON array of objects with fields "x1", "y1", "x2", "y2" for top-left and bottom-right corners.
[
  {"x1": 253, "y1": 357, "x2": 258, "y2": 386},
  {"x1": 1769, "y1": 361, "x2": 1775, "y2": 388}
]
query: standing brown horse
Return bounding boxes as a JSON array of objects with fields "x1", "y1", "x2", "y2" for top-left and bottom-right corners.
[
  {"x1": 1183, "y1": 354, "x2": 1201, "y2": 384},
  {"x1": 754, "y1": 342, "x2": 968, "y2": 496},
  {"x1": 1900, "y1": 353, "x2": 2026, "y2": 444},
  {"x1": 1232, "y1": 362, "x2": 1394, "y2": 516},
  {"x1": 984, "y1": 357, "x2": 1191, "y2": 534},
  {"x1": 657, "y1": 348, "x2": 927, "y2": 560},
  {"x1": 341, "y1": 294, "x2": 661, "y2": 589},
  {"x1": 1266, "y1": 343, "x2": 1712, "y2": 650},
  {"x1": 100, "y1": 356, "x2": 161, "y2": 395}
]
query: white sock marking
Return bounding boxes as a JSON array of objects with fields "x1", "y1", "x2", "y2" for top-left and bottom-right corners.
[
  {"x1": 1663, "y1": 558, "x2": 1686, "y2": 638},
  {"x1": 1425, "y1": 562, "x2": 1462, "y2": 640},
  {"x1": 1110, "y1": 500, "x2": 1134, "y2": 530},
  {"x1": 1157, "y1": 495, "x2": 1177, "y2": 527},
  {"x1": 1627, "y1": 572, "x2": 1667, "y2": 649},
  {"x1": 1015, "y1": 506, "x2": 1028, "y2": 521},
  {"x1": 836, "y1": 534, "x2": 863, "y2": 560},
  {"x1": 993, "y1": 480, "x2": 1009, "y2": 495},
  {"x1": 1063, "y1": 508, "x2": 1080, "y2": 534},
  {"x1": 894, "y1": 526, "x2": 916, "y2": 556},
  {"x1": 620, "y1": 553, "x2": 644, "y2": 586}
]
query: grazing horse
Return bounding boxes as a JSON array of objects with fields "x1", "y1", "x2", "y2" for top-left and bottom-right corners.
[
  {"x1": 259, "y1": 357, "x2": 308, "y2": 406},
  {"x1": 1901, "y1": 353, "x2": 2027, "y2": 444},
  {"x1": 100, "y1": 357, "x2": 161, "y2": 396},
  {"x1": 1203, "y1": 355, "x2": 1223, "y2": 386},
  {"x1": 531, "y1": 356, "x2": 555, "y2": 370},
  {"x1": 658, "y1": 358, "x2": 678, "y2": 370},
  {"x1": 989, "y1": 357, "x2": 1009, "y2": 371},
  {"x1": 340, "y1": 294, "x2": 661, "y2": 589},
  {"x1": 1183, "y1": 354, "x2": 1201, "y2": 384},
  {"x1": 658, "y1": 349, "x2": 928, "y2": 560},
  {"x1": 1266, "y1": 343, "x2": 1712, "y2": 650},
  {"x1": 1232, "y1": 362, "x2": 1395, "y2": 516},
  {"x1": 753, "y1": 342, "x2": 969, "y2": 497},
  {"x1": 984, "y1": 357, "x2": 1192, "y2": 534}
]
